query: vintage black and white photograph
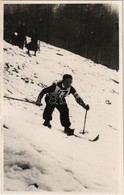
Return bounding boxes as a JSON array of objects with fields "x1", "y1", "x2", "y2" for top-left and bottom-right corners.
[{"x1": 2, "y1": 1, "x2": 123, "y2": 194}]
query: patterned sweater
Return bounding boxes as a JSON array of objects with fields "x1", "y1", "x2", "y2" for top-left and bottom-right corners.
[{"x1": 37, "y1": 81, "x2": 85, "y2": 106}]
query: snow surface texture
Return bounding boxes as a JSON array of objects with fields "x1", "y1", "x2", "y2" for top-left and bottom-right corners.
[{"x1": 3, "y1": 41, "x2": 122, "y2": 193}]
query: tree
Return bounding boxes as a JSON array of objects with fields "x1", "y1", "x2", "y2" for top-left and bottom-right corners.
[{"x1": 4, "y1": 4, "x2": 119, "y2": 70}]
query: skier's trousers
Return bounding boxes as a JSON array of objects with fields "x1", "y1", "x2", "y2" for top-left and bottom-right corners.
[{"x1": 43, "y1": 96, "x2": 71, "y2": 127}]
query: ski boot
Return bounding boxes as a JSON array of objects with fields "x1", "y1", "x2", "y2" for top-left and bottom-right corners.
[
  {"x1": 43, "y1": 120, "x2": 52, "y2": 129},
  {"x1": 64, "y1": 127, "x2": 74, "y2": 136}
]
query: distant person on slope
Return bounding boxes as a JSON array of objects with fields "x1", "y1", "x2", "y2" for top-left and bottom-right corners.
[
  {"x1": 16, "y1": 23, "x2": 26, "y2": 49},
  {"x1": 26, "y1": 28, "x2": 38, "y2": 56},
  {"x1": 35, "y1": 74, "x2": 90, "y2": 136}
]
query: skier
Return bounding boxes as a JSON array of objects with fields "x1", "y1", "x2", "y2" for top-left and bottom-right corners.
[
  {"x1": 35, "y1": 74, "x2": 90, "y2": 135},
  {"x1": 26, "y1": 28, "x2": 38, "y2": 56},
  {"x1": 16, "y1": 23, "x2": 26, "y2": 49}
]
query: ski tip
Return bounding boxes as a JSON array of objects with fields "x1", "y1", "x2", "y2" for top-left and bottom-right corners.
[{"x1": 89, "y1": 134, "x2": 99, "y2": 142}]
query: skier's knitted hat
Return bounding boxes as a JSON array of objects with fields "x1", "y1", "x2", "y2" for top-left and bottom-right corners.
[{"x1": 62, "y1": 74, "x2": 72, "y2": 81}]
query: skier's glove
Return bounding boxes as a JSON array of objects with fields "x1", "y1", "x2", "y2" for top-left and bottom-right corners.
[
  {"x1": 84, "y1": 104, "x2": 90, "y2": 110},
  {"x1": 35, "y1": 100, "x2": 42, "y2": 107}
]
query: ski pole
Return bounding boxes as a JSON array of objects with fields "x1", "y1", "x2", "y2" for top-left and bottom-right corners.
[{"x1": 81, "y1": 109, "x2": 88, "y2": 134}]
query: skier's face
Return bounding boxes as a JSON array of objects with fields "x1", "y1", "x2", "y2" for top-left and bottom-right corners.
[{"x1": 63, "y1": 78, "x2": 72, "y2": 88}]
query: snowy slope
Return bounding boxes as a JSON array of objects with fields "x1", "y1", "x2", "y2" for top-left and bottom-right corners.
[{"x1": 3, "y1": 41, "x2": 122, "y2": 193}]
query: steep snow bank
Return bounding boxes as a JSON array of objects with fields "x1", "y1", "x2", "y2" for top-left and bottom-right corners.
[{"x1": 3, "y1": 41, "x2": 122, "y2": 193}]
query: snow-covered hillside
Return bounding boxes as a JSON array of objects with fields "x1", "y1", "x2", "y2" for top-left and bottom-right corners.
[{"x1": 3, "y1": 41, "x2": 122, "y2": 193}]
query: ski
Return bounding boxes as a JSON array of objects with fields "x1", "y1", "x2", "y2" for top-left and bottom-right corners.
[
  {"x1": 70, "y1": 133, "x2": 99, "y2": 142},
  {"x1": 89, "y1": 134, "x2": 99, "y2": 142},
  {"x1": 56, "y1": 128, "x2": 99, "y2": 142}
]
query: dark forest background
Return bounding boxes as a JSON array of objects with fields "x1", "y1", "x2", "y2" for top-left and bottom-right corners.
[{"x1": 4, "y1": 4, "x2": 119, "y2": 70}]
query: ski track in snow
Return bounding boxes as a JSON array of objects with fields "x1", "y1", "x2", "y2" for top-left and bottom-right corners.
[{"x1": 3, "y1": 41, "x2": 121, "y2": 193}]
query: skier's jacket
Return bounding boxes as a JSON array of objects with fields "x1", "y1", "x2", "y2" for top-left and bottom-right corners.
[{"x1": 37, "y1": 81, "x2": 85, "y2": 106}]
